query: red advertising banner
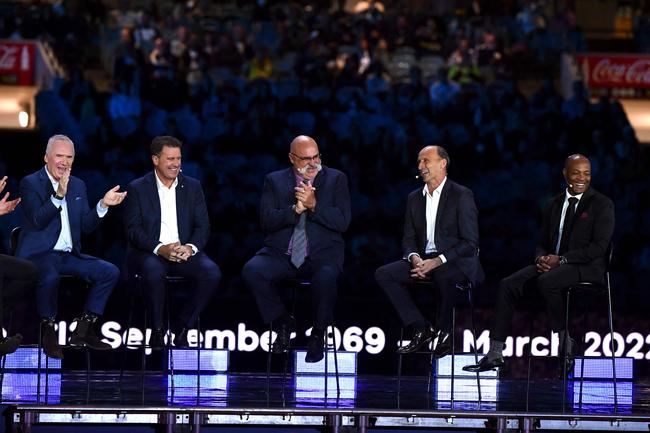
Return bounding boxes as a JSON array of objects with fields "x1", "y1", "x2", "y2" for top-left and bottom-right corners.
[
  {"x1": 0, "y1": 40, "x2": 36, "y2": 85},
  {"x1": 578, "y1": 54, "x2": 650, "y2": 88}
]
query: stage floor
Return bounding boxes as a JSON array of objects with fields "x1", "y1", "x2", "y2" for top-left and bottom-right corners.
[{"x1": 2, "y1": 370, "x2": 650, "y2": 431}]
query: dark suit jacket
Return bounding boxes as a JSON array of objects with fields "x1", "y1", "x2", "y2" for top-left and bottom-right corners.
[
  {"x1": 402, "y1": 178, "x2": 484, "y2": 284},
  {"x1": 535, "y1": 187, "x2": 614, "y2": 282},
  {"x1": 257, "y1": 166, "x2": 351, "y2": 269},
  {"x1": 124, "y1": 172, "x2": 210, "y2": 254},
  {"x1": 16, "y1": 167, "x2": 101, "y2": 259}
]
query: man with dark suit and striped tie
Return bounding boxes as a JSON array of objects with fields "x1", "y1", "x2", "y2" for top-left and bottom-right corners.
[
  {"x1": 464, "y1": 154, "x2": 615, "y2": 376},
  {"x1": 243, "y1": 135, "x2": 351, "y2": 363}
]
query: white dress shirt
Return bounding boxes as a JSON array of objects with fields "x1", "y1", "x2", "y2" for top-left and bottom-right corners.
[
  {"x1": 152, "y1": 172, "x2": 197, "y2": 255},
  {"x1": 407, "y1": 177, "x2": 448, "y2": 264},
  {"x1": 554, "y1": 189, "x2": 583, "y2": 254},
  {"x1": 46, "y1": 167, "x2": 107, "y2": 252}
]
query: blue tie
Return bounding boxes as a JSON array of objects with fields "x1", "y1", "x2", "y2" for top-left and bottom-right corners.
[{"x1": 291, "y1": 212, "x2": 307, "y2": 268}]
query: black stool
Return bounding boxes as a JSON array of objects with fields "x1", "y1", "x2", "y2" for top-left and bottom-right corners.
[
  {"x1": 119, "y1": 274, "x2": 201, "y2": 402},
  {"x1": 563, "y1": 243, "x2": 616, "y2": 407},
  {"x1": 397, "y1": 280, "x2": 482, "y2": 403},
  {"x1": 265, "y1": 278, "x2": 340, "y2": 400}
]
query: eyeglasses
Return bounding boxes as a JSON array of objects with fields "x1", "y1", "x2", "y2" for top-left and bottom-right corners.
[{"x1": 291, "y1": 152, "x2": 322, "y2": 162}]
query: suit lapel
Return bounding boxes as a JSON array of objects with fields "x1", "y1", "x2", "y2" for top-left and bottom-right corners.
[
  {"x1": 39, "y1": 168, "x2": 55, "y2": 198},
  {"x1": 176, "y1": 175, "x2": 186, "y2": 233},
  {"x1": 146, "y1": 172, "x2": 162, "y2": 230},
  {"x1": 285, "y1": 168, "x2": 296, "y2": 204},
  {"x1": 435, "y1": 180, "x2": 451, "y2": 239},
  {"x1": 414, "y1": 189, "x2": 427, "y2": 246},
  {"x1": 549, "y1": 193, "x2": 565, "y2": 248},
  {"x1": 574, "y1": 188, "x2": 594, "y2": 221},
  {"x1": 312, "y1": 166, "x2": 326, "y2": 190}
]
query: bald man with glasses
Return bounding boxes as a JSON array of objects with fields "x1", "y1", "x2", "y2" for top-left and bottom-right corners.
[{"x1": 243, "y1": 135, "x2": 351, "y2": 363}]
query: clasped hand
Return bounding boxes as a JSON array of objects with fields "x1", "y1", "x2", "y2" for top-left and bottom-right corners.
[
  {"x1": 159, "y1": 242, "x2": 193, "y2": 263},
  {"x1": 294, "y1": 184, "x2": 316, "y2": 213},
  {"x1": 410, "y1": 256, "x2": 443, "y2": 279},
  {"x1": 536, "y1": 255, "x2": 560, "y2": 273}
]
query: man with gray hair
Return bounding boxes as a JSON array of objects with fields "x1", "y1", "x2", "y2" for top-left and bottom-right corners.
[{"x1": 16, "y1": 134, "x2": 127, "y2": 359}]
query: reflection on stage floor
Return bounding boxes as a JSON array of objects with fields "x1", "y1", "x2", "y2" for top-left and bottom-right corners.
[{"x1": 0, "y1": 370, "x2": 644, "y2": 415}]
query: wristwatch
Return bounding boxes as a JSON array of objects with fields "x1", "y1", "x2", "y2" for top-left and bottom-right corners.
[
  {"x1": 53, "y1": 193, "x2": 64, "y2": 200},
  {"x1": 559, "y1": 256, "x2": 568, "y2": 265}
]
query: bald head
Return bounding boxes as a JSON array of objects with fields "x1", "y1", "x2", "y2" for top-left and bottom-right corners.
[
  {"x1": 290, "y1": 135, "x2": 317, "y2": 154},
  {"x1": 289, "y1": 135, "x2": 322, "y2": 180},
  {"x1": 563, "y1": 154, "x2": 591, "y2": 196},
  {"x1": 564, "y1": 154, "x2": 590, "y2": 170}
]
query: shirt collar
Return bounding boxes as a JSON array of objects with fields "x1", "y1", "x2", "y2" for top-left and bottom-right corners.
[
  {"x1": 295, "y1": 173, "x2": 311, "y2": 186},
  {"x1": 564, "y1": 188, "x2": 584, "y2": 203},
  {"x1": 422, "y1": 176, "x2": 447, "y2": 197},
  {"x1": 154, "y1": 170, "x2": 178, "y2": 190}
]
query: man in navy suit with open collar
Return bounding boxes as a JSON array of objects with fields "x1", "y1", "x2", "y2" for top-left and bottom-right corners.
[
  {"x1": 464, "y1": 154, "x2": 615, "y2": 376},
  {"x1": 125, "y1": 135, "x2": 221, "y2": 349},
  {"x1": 375, "y1": 145, "x2": 484, "y2": 359},
  {"x1": 242, "y1": 135, "x2": 351, "y2": 363},
  {"x1": 17, "y1": 134, "x2": 126, "y2": 359}
]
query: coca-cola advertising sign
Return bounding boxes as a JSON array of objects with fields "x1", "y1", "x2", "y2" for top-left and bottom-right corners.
[
  {"x1": 0, "y1": 41, "x2": 35, "y2": 85},
  {"x1": 578, "y1": 54, "x2": 650, "y2": 89}
]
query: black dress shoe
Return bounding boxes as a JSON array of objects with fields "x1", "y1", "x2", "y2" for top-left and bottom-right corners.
[
  {"x1": 305, "y1": 329, "x2": 325, "y2": 363},
  {"x1": 69, "y1": 318, "x2": 112, "y2": 350},
  {"x1": 150, "y1": 328, "x2": 166, "y2": 350},
  {"x1": 396, "y1": 326, "x2": 436, "y2": 354},
  {"x1": 174, "y1": 328, "x2": 190, "y2": 347},
  {"x1": 41, "y1": 321, "x2": 64, "y2": 359},
  {"x1": 462, "y1": 355, "x2": 505, "y2": 372},
  {"x1": 432, "y1": 331, "x2": 452, "y2": 359},
  {"x1": 0, "y1": 333, "x2": 22, "y2": 356},
  {"x1": 271, "y1": 318, "x2": 295, "y2": 354}
]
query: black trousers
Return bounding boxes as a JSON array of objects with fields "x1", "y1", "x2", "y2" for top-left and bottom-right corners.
[
  {"x1": 375, "y1": 258, "x2": 466, "y2": 333},
  {"x1": 242, "y1": 253, "x2": 339, "y2": 329},
  {"x1": 128, "y1": 251, "x2": 221, "y2": 329},
  {"x1": 0, "y1": 254, "x2": 39, "y2": 327},
  {"x1": 490, "y1": 264, "x2": 581, "y2": 342}
]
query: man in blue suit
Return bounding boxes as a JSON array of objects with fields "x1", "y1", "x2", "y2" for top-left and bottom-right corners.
[
  {"x1": 243, "y1": 135, "x2": 351, "y2": 363},
  {"x1": 125, "y1": 136, "x2": 220, "y2": 349},
  {"x1": 375, "y1": 146, "x2": 484, "y2": 358},
  {"x1": 17, "y1": 135, "x2": 126, "y2": 359}
]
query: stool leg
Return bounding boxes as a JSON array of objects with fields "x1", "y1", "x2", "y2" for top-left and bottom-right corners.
[
  {"x1": 561, "y1": 290, "x2": 571, "y2": 412},
  {"x1": 332, "y1": 325, "x2": 340, "y2": 399},
  {"x1": 325, "y1": 328, "x2": 329, "y2": 403},
  {"x1": 119, "y1": 290, "x2": 137, "y2": 393},
  {"x1": 165, "y1": 281, "x2": 174, "y2": 400},
  {"x1": 85, "y1": 348, "x2": 91, "y2": 404},
  {"x1": 266, "y1": 323, "x2": 272, "y2": 400},
  {"x1": 451, "y1": 307, "x2": 456, "y2": 407},
  {"x1": 579, "y1": 296, "x2": 589, "y2": 410},
  {"x1": 606, "y1": 281, "x2": 617, "y2": 409},
  {"x1": 196, "y1": 316, "x2": 201, "y2": 404},
  {"x1": 37, "y1": 323, "x2": 42, "y2": 403},
  {"x1": 397, "y1": 328, "x2": 403, "y2": 394},
  {"x1": 141, "y1": 308, "x2": 147, "y2": 404},
  {"x1": 468, "y1": 287, "x2": 482, "y2": 403},
  {"x1": 526, "y1": 309, "x2": 534, "y2": 412},
  {"x1": 426, "y1": 351, "x2": 433, "y2": 394}
]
